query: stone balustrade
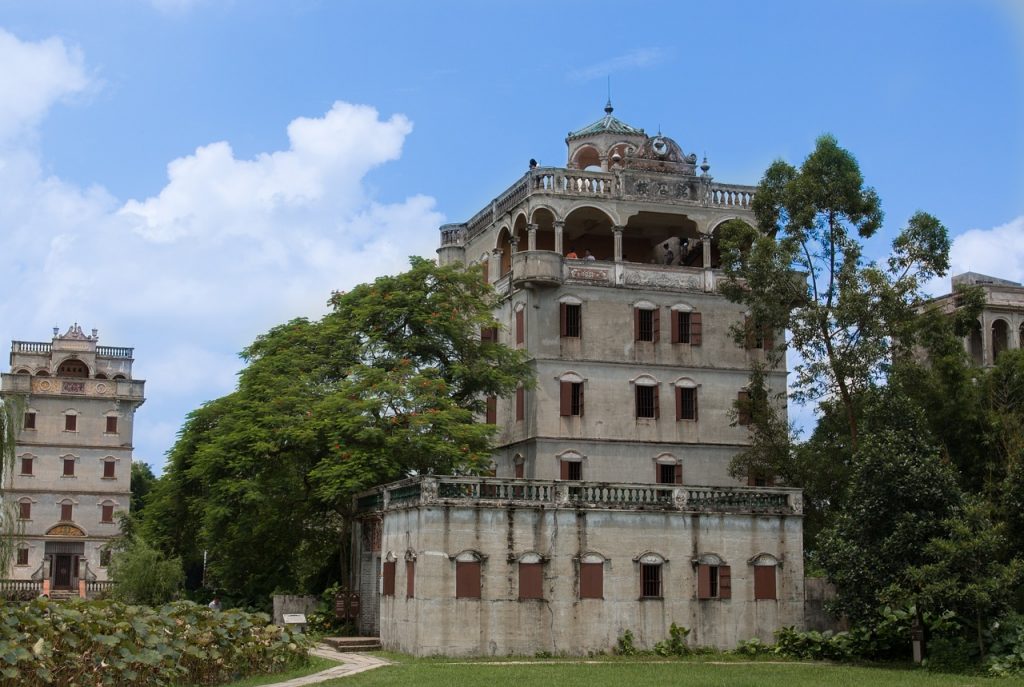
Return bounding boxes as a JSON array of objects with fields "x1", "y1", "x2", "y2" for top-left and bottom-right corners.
[
  {"x1": 12, "y1": 341, "x2": 52, "y2": 354},
  {"x1": 0, "y1": 373, "x2": 145, "y2": 400},
  {"x1": 356, "y1": 475, "x2": 802, "y2": 515}
]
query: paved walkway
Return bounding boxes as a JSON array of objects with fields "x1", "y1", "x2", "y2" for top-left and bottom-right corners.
[{"x1": 262, "y1": 645, "x2": 391, "y2": 686}]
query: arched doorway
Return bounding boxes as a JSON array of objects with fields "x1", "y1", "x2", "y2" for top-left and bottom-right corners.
[
  {"x1": 968, "y1": 320, "x2": 984, "y2": 365},
  {"x1": 992, "y1": 319, "x2": 1009, "y2": 362}
]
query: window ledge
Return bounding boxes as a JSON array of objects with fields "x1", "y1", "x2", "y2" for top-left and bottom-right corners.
[
  {"x1": 639, "y1": 596, "x2": 664, "y2": 601},
  {"x1": 60, "y1": 475, "x2": 77, "y2": 479},
  {"x1": 101, "y1": 476, "x2": 116, "y2": 480}
]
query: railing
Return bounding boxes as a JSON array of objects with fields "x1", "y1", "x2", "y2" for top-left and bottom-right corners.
[
  {"x1": 85, "y1": 580, "x2": 115, "y2": 597},
  {"x1": 461, "y1": 167, "x2": 755, "y2": 240},
  {"x1": 439, "y1": 224, "x2": 466, "y2": 247},
  {"x1": 96, "y1": 346, "x2": 133, "y2": 359},
  {"x1": 0, "y1": 579, "x2": 43, "y2": 600},
  {"x1": 356, "y1": 476, "x2": 801, "y2": 515},
  {"x1": 12, "y1": 341, "x2": 51, "y2": 354}
]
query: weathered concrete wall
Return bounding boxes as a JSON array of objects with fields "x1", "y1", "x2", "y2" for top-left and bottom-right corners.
[
  {"x1": 803, "y1": 577, "x2": 846, "y2": 633},
  {"x1": 272, "y1": 595, "x2": 319, "y2": 626},
  {"x1": 379, "y1": 502, "x2": 803, "y2": 656}
]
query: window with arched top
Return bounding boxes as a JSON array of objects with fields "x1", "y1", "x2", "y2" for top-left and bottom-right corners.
[
  {"x1": 673, "y1": 378, "x2": 699, "y2": 421},
  {"x1": 635, "y1": 552, "x2": 665, "y2": 598},
  {"x1": 382, "y1": 551, "x2": 397, "y2": 597},
  {"x1": 654, "y1": 453, "x2": 682, "y2": 484},
  {"x1": 556, "y1": 450, "x2": 585, "y2": 480},
  {"x1": 578, "y1": 552, "x2": 606, "y2": 599},
  {"x1": 100, "y1": 501, "x2": 116, "y2": 524},
  {"x1": 695, "y1": 553, "x2": 731, "y2": 600},
  {"x1": 993, "y1": 319, "x2": 1010, "y2": 361},
  {"x1": 969, "y1": 320, "x2": 984, "y2": 365},
  {"x1": 633, "y1": 301, "x2": 660, "y2": 343},
  {"x1": 632, "y1": 375, "x2": 660, "y2": 419},
  {"x1": 57, "y1": 359, "x2": 89, "y2": 378},
  {"x1": 517, "y1": 552, "x2": 545, "y2": 600},
  {"x1": 750, "y1": 553, "x2": 780, "y2": 600},
  {"x1": 558, "y1": 371, "x2": 585, "y2": 417},
  {"x1": 452, "y1": 550, "x2": 486, "y2": 599},
  {"x1": 59, "y1": 500, "x2": 73, "y2": 522}
]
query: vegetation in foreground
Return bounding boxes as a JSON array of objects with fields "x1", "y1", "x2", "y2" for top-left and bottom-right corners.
[
  {"x1": 195, "y1": 656, "x2": 338, "y2": 687},
  {"x1": 0, "y1": 598, "x2": 311, "y2": 686}
]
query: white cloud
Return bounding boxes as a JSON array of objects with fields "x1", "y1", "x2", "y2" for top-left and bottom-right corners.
[
  {"x1": 568, "y1": 47, "x2": 670, "y2": 82},
  {"x1": 0, "y1": 28, "x2": 90, "y2": 143},
  {"x1": 924, "y1": 215, "x2": 1024, "y2": 296},
  {"x1": 0, "y1": 30, "x2": 443, "y2": 473}
]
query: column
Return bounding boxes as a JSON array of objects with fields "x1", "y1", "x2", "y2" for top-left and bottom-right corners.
[
  {"x1": 527, "y1": 223, "x2": 538, "y2": 251},
  {"x1": 612, "y1": 226, "x2": 624, "y2": 262},
  {"x1": 490, "y1": 249, "x2": 502, "y2": 282},
  {"x1": 702, "y1": 234, "x2": 712, "y2": 268},
  {"x1": 554, "y1": 220, "x2": 565, "y2": 255}
]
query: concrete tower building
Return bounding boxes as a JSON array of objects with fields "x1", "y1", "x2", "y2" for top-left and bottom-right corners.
[{"x1": 1, "y1": 324, "x2": 145, "y2": 598}]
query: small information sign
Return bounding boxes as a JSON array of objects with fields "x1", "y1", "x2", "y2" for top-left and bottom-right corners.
[{"x1": 282, "y1": 613, "x2": 307, "y2": 625}]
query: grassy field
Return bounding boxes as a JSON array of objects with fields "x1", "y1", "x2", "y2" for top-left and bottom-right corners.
[{"x1": 313, "y1": 657, "x2": 1014, "y2": 687}]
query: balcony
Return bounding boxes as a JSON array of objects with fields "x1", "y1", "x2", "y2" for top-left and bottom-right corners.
[
  {"x1": 356, "y1": 476, "x2": 802, "y2": 516},
  {"x1": 511, "y1": 251, "x2": 564, "y2": 287},
  {"x1": 1, "y1": 373, "x2": 145, "y2": 401}
]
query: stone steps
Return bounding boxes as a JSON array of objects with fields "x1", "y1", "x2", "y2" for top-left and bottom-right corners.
[{"x1": 321, "y1": 636, "x2": 382, "y2": 652}]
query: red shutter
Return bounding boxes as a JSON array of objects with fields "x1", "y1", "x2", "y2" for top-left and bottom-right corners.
[
  {"x1": 24, "y1": 412, "x2": 35, "y2": 430},
  {"x1": 693, "y1": 389, "x2": 699, "y2": 421},
  {"x1": 675, "y1": 387, "x2": 683, "y2": 421},
  {"x1": 381, "y1": 560, "x2": 396, "y2": 597},
  {"x1": 560, "y1": 460, "x2": 570, "y2": 480},
  {"x1": 21, "y1": 458, "x2": 32, "y2": 476},
  {"x1": 560, "y1": 381, "x2": 571, "y2": 416},
  {"x1": 578, "y1": 383, "x2": 585, "y2": 416},
  {"x1": 754, "y1": 566, "x2": 776, "y2": 600},
  {"x1": 720, "y1": 565, "x2": 732, "y2": 599},
  {"x1": 65, "y1": 415, "x2": 76, "y2": 431},
  {"x1": 670, "y1": 310, "x2": 680, "y2": 343},
  {"x1": 652, "y1": 309, "x2": 661, "y2": 343},
  {"x1": 515, "y1": 309, "x2": 524, "y2": 345},
  {"x1": 103, "y1": 461, "x2": 115, "y2": 479},
  {"x1": 674, "y1": 463, "x2": 683, "y2": 484},
  {"x1": 485, "y1": 396, "x2": 497, "y2": 424},
  {"x1": 653, "y1": 387, "x2": 660, "y2": 419},
  {"x1": 519, "y1": 563, "x2": 543, "y2": 600},
  {"x1": 580, "y1": 562, "x2": 603, "y2": 599},
  {"x1": 764, "y1": 327, "x2": 775, "y2": 351},
  {"x1": 102, "y1": 504, "x2": 114, "y2": 523},
  {"x1": 63, "y1": 459, "x2": 74, "y2": 477},
  {"x1": 697, "y1": 564, "x2": 711, "y2": 599},
  {"x1": 515, "y1": 387, "x2": 525, "y2": 422},
  {"x1": 744, "y1": 316, "x2": 755, "y2": 349},
  {"x1": 514, "y1": 462, "x2": 524, "y2": 478},
  {"x1": 456, "y1": 561, "x2": 481, "y2": 598},
  {"x1": 691, "y1": 312, "x2": 702, "y2": 346},
  {"x1": 633, "y1": 308, "x2": 641, "y2": 341},
  {"x1": 106, "y1": 416, "x2": 118, "y2": 433},
  {"x1": 654, "y1": 463, "x2": 662, "y2": 483},
  {"x1": 61, "y1": 503, "x2": 72, "y2": 521},
  {"x1": 19, "y1": 502, "x2": 30, "y2": 520},
  {"x1": 560, "y1": 303, "x2": 568, "y2": 337},
  {"x1": 406, "y1": 560, "x2": 415, "y2": 598}
]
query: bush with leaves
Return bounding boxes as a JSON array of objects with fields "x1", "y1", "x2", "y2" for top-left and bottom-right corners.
[
  {"x1": 0, "y1": 598, "x2": 310, "y2": 686},
  {"x1": 986, "y1": 613, "x2": 1024, "y2": 677},
  {"x1": 653, "y1": 623, "x2": 691, "y2": 657}
]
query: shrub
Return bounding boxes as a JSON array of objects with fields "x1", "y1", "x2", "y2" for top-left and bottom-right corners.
[
  {"x1": 108, "y1": 536, "x2": 185, "y2": 606},
  {"x1": 0, "y1": 598, "x2": 311, "y2": 686},
  {"x1": 615, "y1": 629, "x2": 637, "y2": 656},
  {"x1": 653, "y1": 623, "x2": 691, "y2": 657},
  {"x1": 986, "y1": 613, "x2": 1024, "y2": 677}
]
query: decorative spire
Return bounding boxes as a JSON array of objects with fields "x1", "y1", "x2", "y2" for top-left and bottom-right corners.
[{"x1": 604, "y1": 98, "x2": 613, "y2": 115}]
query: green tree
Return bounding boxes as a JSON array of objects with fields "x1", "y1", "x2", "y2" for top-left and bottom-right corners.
[
  {"x1": 130, "y1": 461, "x2": 157, "y2": 518},
  {"x1": 144, "y1": 257, "x2": 533, "y2": 605},
  {"x1": 109, "y1": 535, "x2": 185, "y2": 606},
  {"x1": 0, "y1": 395, "x2": 25, "y2": 572},
  {"x1": 885, "y1": 498, "x2": 1024, "y2": 659},
  {"x1": 719, "y1": 134, "x2": 950, "y2": 451},
  {"x1": 817, "y1": 392, "x2": 963, "y2": 625}
]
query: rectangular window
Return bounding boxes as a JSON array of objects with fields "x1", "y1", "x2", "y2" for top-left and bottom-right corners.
[
  {"x1": 20, "y1": 457, "x2": 32, "y2": 476},
  {"x1": 754, "y1": 566, "x2": 777, "y2": 600},
  {"x1": 635, "y1": 386, "x2": 658, "y2": 419},
  {"x1": 515, "y1": 387, "x2": 525, "y2": 422},
  {"x1": 455, "y1": 560, "x2": 481, "y2": 599},
  {"x1": 635, "y1": 308, "x2": 658, "y2": 342},
  {"x1": 101, "y1": 504, "x2": 115, "y2": 523},
  {"x1": 23, "y1": 412, "x2": 35, "y2": 430},
  {"x1": 100, "y1": 549, "x2": 111, "y2": 567},
  {"x1": 579, "y1": 562, "x2": 603, "y2": 599},
  {"x1": 18, "y1": 502, "x2": 30, "y2": 520},
  {"x1": 16, "y1": 548, "x2": 28, "y2": 566},
  {"x1": 60, "y1": 503, "x2": 72, "y2": 521},
  {"x1": 560, "y1": 460, "x2": 582, "y2": 481},
  {"x1": 640, "y1": 563, "x2": 662, "y2": 598},
  {"x1": 657, "y1": 463, "x2": 681, "y2": 485},
  {"x1": 697, "y1": 564, "x2": 732, "y2": 599},
  {"x1": 65, "y1": 414, "x2": 77, "y2": 431},
  {"x1": 103, "y1": 461, "x2": 116, "y2": 479},
  {"x1": 737, "y1": 391, "x2": 752, "y2": 426},
  {"x1": 63, "y1": 458, "x2": 75, "y2": 477},
  {"x1": 676, "y1": 387, "x2": 698, "y2": 421},
  {"x1": 485, "y1": 396, "x2": 497, "y2": 424},
  {"x1": 744, "y1": 317, "x2": 774, "y2": 350},
  {"x1": 515, "y1": 308, "x2": 525, "y2": 346},
  {"x1": 480, "y1": 326, "x2": 498, "y2": 343},
  {"x1": 748, "y1": 472, "x2": 775, "y2": 487},
  {"x1": 406, "y1": 560, "x2": 415, "y2": 599},
  {"x1": 382, "y1": 560, "x2": 396, "y2": 597},
  {"x1": 514, "y1": 461, "x2": 524, "y2": 479},
  {"x1": 518, "y1": 562, "x2": 543, "y2": 600},
  {"x1": 106, "y1": 416, "x2": 118, "y2": 433},
  {"x1": 559, "y1": 381, "x2": 584, "y2": 417},
  {"x1": 560, "y1": 303, "x2": 581, "y2": 338}
]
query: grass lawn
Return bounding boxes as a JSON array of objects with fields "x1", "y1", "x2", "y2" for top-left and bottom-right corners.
[
  {"x1": 196, "y1": 656, "x2": 340, "y2": 687},
  {"x1": 313, "y1": 656, "x2": 1013, "y2": 687}
]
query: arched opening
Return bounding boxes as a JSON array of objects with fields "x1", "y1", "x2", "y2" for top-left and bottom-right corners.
[
  {"x1": 35, "y1": 370, "x2": 49, "y2": 377},
  {"x1": 496, "y1": 227, "x2": 514, "y2": 275},
  {"x1": 563, "y1": 206, "x2": 615, "y2": 261},
  {"x1": 513, "y1": 214, "x2": 529, "y2": 252},
  {"x1": 94, "y1": 373, "x2": 108, "y2": 380},
  {"x1": 969, "y1": 320, "x2": 984, "y2": 365},
  {"x1": 112, "y1": 374, "x2": 126, "y2": 380},
  {"x1": 623, "y1": 211, "x2": 701, "y2": 265},
  {"x1": 993, "y1": 319, "x2": 1009, "y2": 361},
  {"x1": 57, "y1": 359, "x2": 88, "y2": 378},
  {"x1": 531, "y1": 207, "x2": 556, "y2": 252},
  {"x1": 14, "y1": 368, "x2": 29, "y2": 375},
  {"x1": 607, "y1": 142, "x2": 633, "y2": 168},
  {"x1": 570, "y1": 145, "x2": 601, "y2": 171}
]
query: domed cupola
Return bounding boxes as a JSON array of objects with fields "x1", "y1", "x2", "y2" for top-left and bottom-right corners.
[{"x1": 565, "y1": 100, "x2": 647, "y2": 171}]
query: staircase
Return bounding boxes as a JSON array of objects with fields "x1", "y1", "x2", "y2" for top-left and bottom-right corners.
[
  {"x1": 321, "y1": 636, "x2": 382, "y2": 652},
  {"x1": 48, "y1": 590, "x2": 78, "y2": 601}
]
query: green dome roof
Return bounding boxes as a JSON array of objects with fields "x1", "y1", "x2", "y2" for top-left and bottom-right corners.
[{"x1": 567, "y1": 102, "x2": 645, "y2": 140}]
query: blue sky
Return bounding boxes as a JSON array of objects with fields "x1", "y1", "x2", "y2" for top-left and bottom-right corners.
[{"x1": 0, "y1": 1, "x2": 1021, "y2": 471}]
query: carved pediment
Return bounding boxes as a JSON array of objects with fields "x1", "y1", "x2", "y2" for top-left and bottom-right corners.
[{"x1": 46, "y1": 523, "x2": 85, "y2": 537}]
